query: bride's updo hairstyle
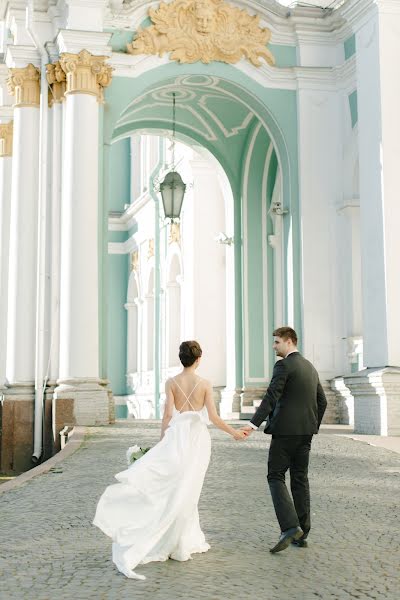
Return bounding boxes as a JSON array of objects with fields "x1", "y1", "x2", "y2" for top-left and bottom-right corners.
[{"x1": 179, "y1": 340, "x2": 202, "y2": 367}]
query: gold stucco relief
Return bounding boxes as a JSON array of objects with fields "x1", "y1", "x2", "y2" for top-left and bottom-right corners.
[
  {"x1": 59, "y1": 50, "x2": 112, "y2": 101},
  {"x1": 127, "y1": 0, "x2": 275, "y2": 67},
  {"x1": 169, "y1": 222, "x2": 181, "y2": 245},
  {"x1": 7, "y1": 64, "x2": 40, "y2": 107},
  {"x1": 0, "y1": 121, "x2": 13, "y2": 157},
  {"x1": 46, "y1": 61, "x2": 67, "y2": 104},
  {"x1": 131, "y1": 251, "x2": 139, "y2": 272}
]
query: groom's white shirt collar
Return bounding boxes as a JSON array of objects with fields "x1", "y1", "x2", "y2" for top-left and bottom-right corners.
[{"x1": 248, "y1": 349, "x2": 299, "y2": 430}]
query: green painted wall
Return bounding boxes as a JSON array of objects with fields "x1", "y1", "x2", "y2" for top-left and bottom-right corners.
[
  {"x1": 107, "y1": 254, "x2": 129, "y2": 395},
  {"x1": 115, "y1": 404, "x2": 128, "y2": 418},
  {"x1": 108, "y1": 137, "x2": 131, "y2": 212},
  {"x1": 269, "y1": 44, "x2": 297, "y2": 68},
  {"x1": 243, "y1": 122, "x2": 271, "y2": 381},
  {"x1": 106, "y1": 28, "x2": 135, "y2": 52},
  {"x1": 349, "y1": 90, "x2": 358, "y2": 128},
  {"x1": 108, "y1": 230, "x2": 128, "y2": 243},
  {"x1": 344, "y1": 34, "x2": 356, "y2": 60}
]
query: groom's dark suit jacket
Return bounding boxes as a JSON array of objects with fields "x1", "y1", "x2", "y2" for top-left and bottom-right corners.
[{"x1": 250, "y1": 352, "x2": 327, "y2": 435}]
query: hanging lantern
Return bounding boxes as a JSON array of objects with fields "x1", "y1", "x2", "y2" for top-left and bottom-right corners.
[
  {"x1": 159, "y1": 92, "x2": 186, "y2": 221},
  {"x1": 160, "y1": 171, "x2": 186, "y2": 221}
]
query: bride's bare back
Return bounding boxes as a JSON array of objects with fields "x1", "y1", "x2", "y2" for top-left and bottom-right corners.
[
  {"x1": 170, "y1": 374, "x2": 207, "y2": 413},
  {"x1": 160, "y1": 340, "x2": 246, "y2": 441}
]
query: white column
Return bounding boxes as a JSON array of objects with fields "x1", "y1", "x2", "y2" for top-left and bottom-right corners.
[
  {"x1": 355, "y1": 3, "x2": 400, "y2": 367},
  {"x1": 0, "y1": 121, "x2": 13, "y2": 389},
  {"x1": 46, "y1": 63, "x2": 66, "y2": 383},
  {"x1": 59, "y1": 92, "x2": 100, "y2": 379},
  {"x1": 296, "y1": 76, "x2": 343, "y2": 385},
  {"x1": 6, "y1": 65, "x2": 40, "y2": 387},
  {"x1": 216, "y1": 165, "x2": 238, "y2": 417},
  {"x1": 268, "y1": 169, "x2": 284, "y2": 329},
  {"x1": 343, "y1": 1, "x2": 400, "y2": 434},
  {"x1": 54, "y1": 50, "x2": 112, "y2": 425}
]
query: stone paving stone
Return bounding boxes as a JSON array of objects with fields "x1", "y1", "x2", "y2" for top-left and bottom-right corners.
[{"x1": 0, "y1": 422, "x2": 400, "y2": 599}]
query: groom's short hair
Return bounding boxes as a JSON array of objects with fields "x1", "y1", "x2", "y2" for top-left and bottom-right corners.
[{"x1": 273, "y1": 327, "x2": 298, "y2": 345}]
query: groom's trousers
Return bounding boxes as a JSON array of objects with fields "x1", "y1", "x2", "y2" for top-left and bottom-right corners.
[{"x1": 267, "y1": 435, "x2": 313, "y2": 535}]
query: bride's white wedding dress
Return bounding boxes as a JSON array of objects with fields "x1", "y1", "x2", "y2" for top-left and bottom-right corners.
[{"x1": 93, "y1": 380, "x2": 211, "y2": 580}]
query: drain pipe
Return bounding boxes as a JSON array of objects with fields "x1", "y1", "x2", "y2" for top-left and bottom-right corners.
[{"x1": 26, "y1": 0, "x2": 50, "y2": 463}]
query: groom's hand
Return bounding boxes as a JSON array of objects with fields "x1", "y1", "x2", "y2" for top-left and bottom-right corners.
[{"x1": 240, "y1": 426, "x2": 254, "y2": 436}]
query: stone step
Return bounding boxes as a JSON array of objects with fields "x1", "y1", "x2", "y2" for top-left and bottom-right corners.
[{"x1": 253, "y1": 399, "x2": 262, "y2": 408}]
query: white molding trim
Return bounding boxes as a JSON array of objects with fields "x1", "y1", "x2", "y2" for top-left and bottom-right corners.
[
  {"x1": 5, "y1": 45, "x2": 40, "y2": 68},
  {"x1": 56, "y1": 29, "x2": 113, "y2": 55},
  {"x1": 110, "y1": 53, "x2": 356, "y2": 94},
  {"x1": 262, "y1": 141, "x2": 274, "y2": 378},
  {"x1": 104, "y1": 0, "x2": 353, "y2": 46}
]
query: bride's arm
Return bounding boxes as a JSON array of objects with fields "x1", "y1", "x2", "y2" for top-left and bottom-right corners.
[
  {"x1": 204, "y1": 382, "x2": 246, "y2": 440},
  {"x1": 160, "y1": 379, "x2": 174, "y2": 440}
]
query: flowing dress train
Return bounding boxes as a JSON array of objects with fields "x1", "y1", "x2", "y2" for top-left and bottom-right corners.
[{"x1": 93, "y1": 391, "x2": 211, "y2": 580}]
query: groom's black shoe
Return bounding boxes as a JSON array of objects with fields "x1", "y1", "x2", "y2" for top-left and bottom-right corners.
[
  {"x1": 291, "y1": 535, "x2": 308, "y2": 548},
  {"x1": 270, "y1": 526, "x2": 303, "y2": 554}
]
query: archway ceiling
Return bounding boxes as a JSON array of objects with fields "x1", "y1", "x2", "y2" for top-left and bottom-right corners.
[
  {"x1": 115, "y1": 74, "x2": 271, "y2": 186},
  {"x1": 117, "y1": 75, "x2": 256, "y2": 142}
]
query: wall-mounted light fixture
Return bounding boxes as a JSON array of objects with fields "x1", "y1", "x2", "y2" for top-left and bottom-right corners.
[{"x1": 215, "y1": 232, "x2": 234, "y2": 246}]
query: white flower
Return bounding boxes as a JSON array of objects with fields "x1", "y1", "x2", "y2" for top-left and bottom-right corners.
[{"x1": 126, "y1": 445, "x2": 141, "y2": 462}]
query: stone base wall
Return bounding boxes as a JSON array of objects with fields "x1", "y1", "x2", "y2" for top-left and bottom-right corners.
[
  {"x1": 0, "y1": 396, "x2": 34, "y2": 474},
  {"x1": 0, "y1": 382, "x2": 115, "y2": 474}
]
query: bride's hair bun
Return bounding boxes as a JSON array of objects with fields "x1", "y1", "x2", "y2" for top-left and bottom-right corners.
[{"x1": 179, "y1": 340, "x2": 202, "y2": 367}]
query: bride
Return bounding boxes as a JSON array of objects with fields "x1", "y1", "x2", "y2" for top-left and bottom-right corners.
[{"x1": 93, "y1": 340, "x2": 246, "y2": 579}]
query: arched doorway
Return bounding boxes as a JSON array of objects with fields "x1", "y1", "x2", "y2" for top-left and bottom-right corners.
[{"x1": 103, "y1": 62, "x2": 298, "y2": 418}]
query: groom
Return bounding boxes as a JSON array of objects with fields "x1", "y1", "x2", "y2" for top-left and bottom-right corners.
[{"x1": 241, "y1": 327, "x2": 327, "y2": 553}]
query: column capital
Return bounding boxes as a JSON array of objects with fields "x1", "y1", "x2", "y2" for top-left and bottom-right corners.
[
  {"x1": 7, "y1": 64, "x2": 40, "y2": 108},
  {"x1": 46, "y1": 61, "x2": 67, "y2": 105},
  {"x1": 0, "y1": 121, "x2": 13, "y2": 157},
  {"x1": 59, "y1": 49, "x2": 112, "y2": 101}
]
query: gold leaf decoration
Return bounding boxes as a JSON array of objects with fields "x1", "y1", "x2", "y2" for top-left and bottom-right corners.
[{"x1": 127, "y1": 0, "x2": 275, "y2": 67}]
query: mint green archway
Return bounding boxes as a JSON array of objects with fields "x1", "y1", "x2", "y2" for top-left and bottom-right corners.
[{"x1": 101, "y1": 60, "x2": 300, "y2": 398}]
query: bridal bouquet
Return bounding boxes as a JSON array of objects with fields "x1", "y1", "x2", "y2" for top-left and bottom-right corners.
[{"x1": 126, "y1": 445, "x2": 150, "y2": 465}]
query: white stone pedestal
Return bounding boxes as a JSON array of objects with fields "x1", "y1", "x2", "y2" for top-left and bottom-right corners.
[
  {"x1": 53, "y1": 379, "x2": 110, "y2": 426},
  {"x1": 344, "y1": 368, "x2": 400, "y2": 436}
]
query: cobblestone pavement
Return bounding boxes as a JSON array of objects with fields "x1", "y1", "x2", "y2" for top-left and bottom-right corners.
[{"x1": 1, "y1": 422, "x2": 400, "y2": 600}]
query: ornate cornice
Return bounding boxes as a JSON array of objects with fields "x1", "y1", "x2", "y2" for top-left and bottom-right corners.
[
  {"x1": 6, "y1": 64, "x2": 40, "y2": 107},
  {"x1": 46, "y1": 61, "x2": 67, "y2": 105},
  {"x1": 59, "y1": 49, "x2": 112, "y2": 101},
  {"x1": 0, "y1": 121, "x2": 13, "y2": 157}
]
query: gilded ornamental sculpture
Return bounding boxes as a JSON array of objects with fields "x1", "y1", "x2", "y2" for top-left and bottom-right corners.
[{"x1": 127, "y1": 0, "x2": 275, "y2": 67}]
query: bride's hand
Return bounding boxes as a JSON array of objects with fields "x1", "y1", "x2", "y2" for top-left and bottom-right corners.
[{"x1": 232, "y1": 429, "x2": 247, "y2": 441}]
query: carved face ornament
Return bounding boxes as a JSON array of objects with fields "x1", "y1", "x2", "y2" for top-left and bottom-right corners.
[{"x1": 193, "y1": 1, "x2": 216, "y2": 35}]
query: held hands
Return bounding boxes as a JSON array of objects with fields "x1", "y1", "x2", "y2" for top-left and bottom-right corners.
[
  {"x1": 232, "y1": 429, "x2": 249, "y2": 441},
  {"x1": 239, "y1": 425, "x2": 254, "y2": 437}
]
